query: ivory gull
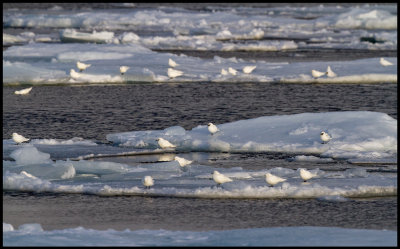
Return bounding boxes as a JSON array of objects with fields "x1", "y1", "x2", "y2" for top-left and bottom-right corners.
[
  {"x1": 207, "y1": 123, "x2": 219, "y2": 135},
  {"x1": 265, "y1": 172, "x2": 286, "y2": 187},
  {"x1": 300, "y1": 168, "x2": 318, "y2": 182},
  {"x1": 12, "y1": 132, "x2": 30, "y2": 144},
  {"x1": 213, "y1": 170, "x2": 233, "y2": 186},
  {"x1": 156, "y1": 138, "x2": 176, "y2": 149},
  {"x1": 77, "y1": 61, "x2": 91, "y2": 72},
  {"x1": 320, "y1": 131, "x2": 331, "y2": 144},
  {"x1": 142, "y1": 175, "x2": 154, "y2": 189}
]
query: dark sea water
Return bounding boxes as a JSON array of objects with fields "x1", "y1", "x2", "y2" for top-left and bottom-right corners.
[
  {"x1": 3, "y1": 83, "x2": 397, "y2": 143},
  {"x1": 3, "y1": 192, "x2": 397, "y2": 231}
]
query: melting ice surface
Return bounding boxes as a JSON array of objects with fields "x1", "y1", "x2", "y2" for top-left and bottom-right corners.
[
  {"x1": 3, "y1": 3, "x2": 397, "y2": 84},
  {"x1": 2, "y1": 223, "x2": 397, "y2": 246},
  {"x1": 3, "y1": 111, "x2": 397, "y2": 199}
]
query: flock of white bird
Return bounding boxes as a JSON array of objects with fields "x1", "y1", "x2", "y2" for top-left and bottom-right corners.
[
  {"x1": 10, "y1": 121, "x2": 330, "y2": 190},
  {"x1": 70, "y1": 57, "x2": 393, "y2": 80},
  {"x1": 11, "y1": 57, "x2": 392, "y2": 191},
  {"x1": 139, "y1": 123, "x2": 331, "y2": 189},
  {"x1": 12, "y1": 57, "x2": 393, "y2": 96},
  {"x1": 311, "y1": 57, "x2": 392, "y2": 79},
  {"x1": 143, "y1": 167, "x2": 319, "y2": 190}
]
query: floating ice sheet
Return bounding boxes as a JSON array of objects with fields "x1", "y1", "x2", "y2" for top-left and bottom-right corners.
[
  {"x1": 3, "y1": 223, "x2": 396, "y2": 246},
  {"x1": 107, "y1": 111, "x2": 397, "y2": 162},
  {"x1": 2, "y1": 156, "x2": 397, "y2": 199},
  {"x1": 3, "y1": 42, "x2": 397, "y2": 84},
  {"x1": 3, "y1": 111, "x2": 396, "y2": 198}
]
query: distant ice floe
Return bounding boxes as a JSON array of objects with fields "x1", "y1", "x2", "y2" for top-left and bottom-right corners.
[
  {"x1": 3, "y1": 223, "x2": 396, "y2": 246},
  {"x1": 335, "y1": 9, "x2": 397, "y2": 30},
  {"x1": 3, "y1": 42, "x2": 397, "y2": 84},
  {"x1": 3, "y1": 4, "x2": 397, "y2": 85}
]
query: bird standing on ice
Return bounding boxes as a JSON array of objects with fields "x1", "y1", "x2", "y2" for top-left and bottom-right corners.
[
  {"x1": 77, "y1": 61, "x2": 91, "y2": 72},
  {"x1": 380, "y1": 57, "x2": 393, "y2": 66},
  {"x1": 142, "y1": 175, "x2": 154, "y2": 189},
  {"x1": 213, "y1": 170, "x2": 233, "y2": 186},
  {"x1": 12, "y1": 132, "x2": 30, "y2": 144},
  {"x1": 299, "y1": 168, "x2": 318, "y2": 182},
  {"x1": 69, "y1": 69, "x2": 81, "y2": 80},
  {"x1": 120, "y1": 66, "x2": 130, "y2": 75},
  {"x1": 14, "y1": 87, "x2": 32, "y2": 95},
  {"x1": 243, "y1": 65, "x2": 257, "y2": 74},
  {"x1": 311, "y1": 69, "x2": 327, "y2": 78},
  {"x1": 228, "y1": 67, "x2": 237, "y2": 76},
  {"x1": 167, "y1": 68, "x2": 184, "y2": 78},
  {"x1": 320, "y1": 131, "x2": 331, "y2": 144},
  {"x1": 326, "y1": 66, "x2": 337, "y2": 77},
  {"x1": 207, "y1": 123, "x2": 219, "y2": 135},
  {"x1": 221, "y1": 68, "x2": 228, "y2": 75},
  {"x1": 174, "y1": 156, "x2": 193, "y2": 167},
  {"x1": 265, "y1": 172, "x2": 286, "y2": 187},
  {"x1": 156, "y1": 138, "x2": 176, "y2": 149},
  {"x1": 168, "y1": 58, "x2": 179, "y2": 68}
]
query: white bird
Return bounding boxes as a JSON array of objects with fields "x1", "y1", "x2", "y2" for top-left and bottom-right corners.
[
  {"x1": 70, "y1": 69, "x2": 81, "y2": 79},
  {"x1": 320, "y1": 131, "x2": 331, "y2": 144},
  {"x1": 12, "y1": 132, "x2": 30, "y2": 144},
  {"x1": 142, "y1": 175, "x2": 154, "y2": 189},
  {"x1": 265, "y1": 172, "x2": 286, "y2": 187},
  {"x1": 221, "y1": 68, "x2": 228, "y2": 75},
  {"x1": 76, "y1": 61, "x2": 91, "y2": 72},
  {"x1": 156, "y1": 138, "x2": 176, "y2": 149},
  {"x1": 311, "y1": 69, "x2": 327, "y2": 78},
  {"x1": 120, "y1": 66, "x2": 130, "y2": 75},
  {"x1": 228, "y1": 67, "x2": 237, "y2": 76},
  {"x1": 380, "y1": 57, "x2": 393, "y2": 66},
  {"x1": 213, "y1": 170, "x2": 233, "y2": 186},
  {"x1": 174, "y1": 156, "x2": 193, "y2": 167},
  {"x1": 326, "y1": 66, "x2": 337, "y2": 77},
  {"x1": 243, "y1": 65, "x2": 257, "y2": 74},
  {"x1": 167, "y1": 68, "x2": 184, "y2": 78},
  {"x1": 168, "y1": 58, "x2": 179, "y2": 68},
  {"x1": 14, "y1": 87, "x2": 32, "y2": 95},
  {"x1": 207, "y1": 123, "x2": 219, "y2": 135},
  {"x1": 299, "y1": 168, "x2": 318, "y2": 182}
]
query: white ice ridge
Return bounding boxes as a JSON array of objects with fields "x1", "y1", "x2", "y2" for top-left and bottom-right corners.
[{"x1": 106, "y1": 111, "x2": 397, "y2": 161}]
